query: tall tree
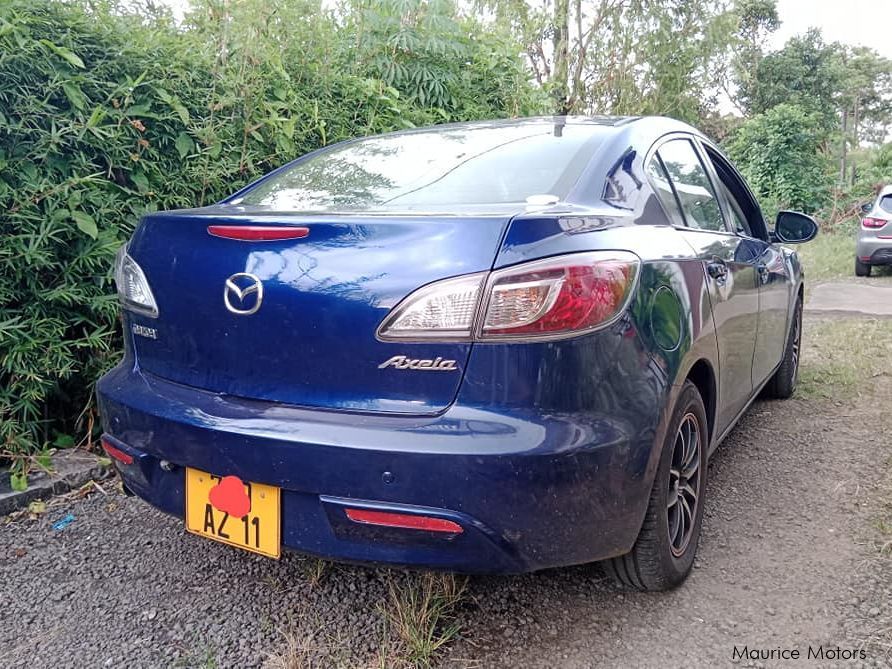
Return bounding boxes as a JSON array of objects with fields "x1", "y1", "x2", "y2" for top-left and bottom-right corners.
[
  {"x1": 479, "y1": 0, "x2": 738, "y2": 121},
  {"x1": 726, "y1": 0, "x2": 779, "y2": 113},
  {"x1": 839, "y1": 47, "x2": 892, "y2": 146},
  {"x1": 738, "y1": 29, "x2": 846, "y2": 129}
]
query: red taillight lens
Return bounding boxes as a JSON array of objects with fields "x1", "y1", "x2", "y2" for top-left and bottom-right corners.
[
  {"x1": 344, "y1": 508, "x2": 463, "y2": 534},
  {"x1": 480, "y1": 252, "x2": 639, "y2": 339},
  {"x1": 102, "y1": 438, "x2": 133, "y2": 465},
  {"x1": 862, "y1": 217, "x2": 887, "y2": 229}
]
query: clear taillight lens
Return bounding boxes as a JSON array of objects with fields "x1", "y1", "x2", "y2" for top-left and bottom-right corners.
[
  {"x1": 114, "y1": 245, "x2": 158, "y2": 318},
  {"x1": 376, "y1": 252, "x2": 639, "y2": 342},
  {"x1": 376, "y1": 272, "x2": 486, "y2": 340},
  {"x1": 863, "y1": 217, "x2": 887, "y2": 228}
]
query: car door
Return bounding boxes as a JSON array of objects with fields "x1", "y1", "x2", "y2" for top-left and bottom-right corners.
[
  {"x1": 699, "y1": 143, "x2": 791, "y2": 388},
  {"x1": 648, "y1": 136, "x2": 760, "y2": 435}
]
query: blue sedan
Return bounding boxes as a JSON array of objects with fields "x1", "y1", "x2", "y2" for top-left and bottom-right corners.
[{"x1": 97, "y1": 116, "x2": 817, "y2": 590}]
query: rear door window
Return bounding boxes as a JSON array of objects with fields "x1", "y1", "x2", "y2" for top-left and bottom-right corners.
[
  {"x1": 702, "y1": 144, "x2": 769, "y2": 241},
  {"x1": 719, "y1": 182, "x2": 752, "y2": 237},
  {"x1": 656, "y1": 139, "x2": 727, "y2": 233},
  {"x1": 645, "y1": 155, "x2": 686, "y2": 227}
]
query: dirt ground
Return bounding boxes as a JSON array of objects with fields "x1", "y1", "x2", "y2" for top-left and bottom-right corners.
[{"x1": 2, "y1": 315, "x2": 891, "y2": 668}]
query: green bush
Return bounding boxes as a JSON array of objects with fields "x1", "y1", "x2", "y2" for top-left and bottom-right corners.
[
  {"x1": 726, "y1": 103, "x2": 834, "y2": 214},
  {"x1": 0, "y1": 0, "x2": 543, "y2": 471}
]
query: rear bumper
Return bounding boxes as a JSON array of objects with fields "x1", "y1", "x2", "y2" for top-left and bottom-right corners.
[
  {"x1": 856, "y1": 235, "x2": 892, "y2": 265},
  {"x1": 97, "y1": 364, "x2": 659, "y2": 574}
]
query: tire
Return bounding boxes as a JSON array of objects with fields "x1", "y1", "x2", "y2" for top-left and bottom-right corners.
[
  {"x1": 604, "y1": 381, "x2": 708, "y2": 591},
  {"x1": 763, "y1": 297, "x2": 802, "y2": 400},
  {"x1": 855, "y1": 258, "x2": 871, "y2": 277}
]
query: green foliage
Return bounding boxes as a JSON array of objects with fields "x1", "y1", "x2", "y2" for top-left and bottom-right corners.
[
  {"x1": 816, "y1": 143, "x2": 892, "y2": 231},
  {"x1": 342, "y1": 0, "x2": 546, "y2": 119},
  {"x1": 727, "y1": 0, "x2": 779, "y2": 111},
  {"x1": 730, "y1": 20, "x2": 891, "y2": 223},
  {"x1": 739, "y1": 29, "x2": 846, "y2": 130},
  {"x1": 840, "y1": 47, "x2": 892, "y2": 145},
  {"x1": 0, "y1": 0, "x2": 539, "y2": 461},
  {"x1": 480, "y1": 0, "x2": 738, "y2": 119},
  {"x1": 726, "y1": 103, "x2": 833, "y2": 212}
]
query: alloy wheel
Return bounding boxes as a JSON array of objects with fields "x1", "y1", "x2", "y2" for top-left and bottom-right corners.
[
  {"x1": 791, "y1": 304, "x2": 802, "y2": 386},
  {"x1": 667, "y1": 412, "x2": 702, "y2": 558}
]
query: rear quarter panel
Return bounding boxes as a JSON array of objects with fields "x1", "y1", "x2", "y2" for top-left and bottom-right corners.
[{"x1": 457, "y1": 212, "x2": 720, "y2": 553}]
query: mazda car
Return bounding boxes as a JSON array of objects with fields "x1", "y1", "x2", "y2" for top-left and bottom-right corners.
[{"x1": 97, "y1": 116, "x2": 817, "y2": 590}]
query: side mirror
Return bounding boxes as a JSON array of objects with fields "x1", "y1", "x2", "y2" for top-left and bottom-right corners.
[
  {"x1": 773, "y1": 211, "x2": 818, "y2": 244},
  {"x1": 860, "y1": 202, "x2": 873, "y2": 214}
]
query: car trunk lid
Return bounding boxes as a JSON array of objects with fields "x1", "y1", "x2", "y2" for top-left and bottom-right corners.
[{"x1": 126, "y1": 207, "x2": 511, "y2": 414}]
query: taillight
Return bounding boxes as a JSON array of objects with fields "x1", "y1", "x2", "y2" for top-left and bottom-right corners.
[
  {"x1": 481, "y1": 253, "x2": 638, "y2": 338},
  {"x1": 863, "y1": 217, "x2": 887, "y2": 228},
  {"x1": 377, "y1": 251, "x2": 639, "y2": 342},
  {"x1": 376, "y1": 272, "x2": 487, "y2": 340},
  {"x1": 114, "y1": 245, "x2": 158, "y2": 318}
]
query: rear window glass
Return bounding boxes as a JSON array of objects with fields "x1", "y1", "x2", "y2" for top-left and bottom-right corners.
[
  {"x1": 236, "y1": 122, "x2": 607, "y2": 212},
  {"x1": 879, "y1": 194, "x2": 892, "y2": 214}
]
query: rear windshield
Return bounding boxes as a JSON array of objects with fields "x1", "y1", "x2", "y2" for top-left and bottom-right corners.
[
  {"x1": 879, "y1": 194, "x2": 892, "y2": 214},
  {"x1": 235, "y1": 122, "x2": 607, "y2": 213}
]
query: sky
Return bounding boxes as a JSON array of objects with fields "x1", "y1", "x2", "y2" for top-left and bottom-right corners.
[{"x1": 769, "y1": 0, "x2": 892, "y2": 57}]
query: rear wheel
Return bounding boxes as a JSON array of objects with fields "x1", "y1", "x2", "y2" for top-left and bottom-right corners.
[
  {"x1": 604, "y1": 381, "x2": 708, "y2": 591},
  {"x1": 763, "y1": 297, "x2": 802, "y2": 400},
  {"x1": 855, "y1": 258, "x2": 871, "y2": 277}
]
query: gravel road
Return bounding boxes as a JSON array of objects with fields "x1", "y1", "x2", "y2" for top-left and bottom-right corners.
[{"x1": 2, "y1": 325, "x2": 891, "y2": 669}]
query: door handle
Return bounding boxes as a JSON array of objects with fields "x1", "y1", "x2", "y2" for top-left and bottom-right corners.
[
  {"x1": 706, "y1": 260, "x2": 729, "y2": 284},
  {"x1": 756, "y1": 262, "x2": 770, "y2": 285}
]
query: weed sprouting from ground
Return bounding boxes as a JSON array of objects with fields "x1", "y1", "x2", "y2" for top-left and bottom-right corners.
[{"x1": 378, "y1": 572, "x2": 468, "y2": 668}]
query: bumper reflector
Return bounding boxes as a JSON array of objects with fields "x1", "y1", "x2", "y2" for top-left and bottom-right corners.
[
  {"x1": 344, "y1": 508, "x2": 463, "y2": 534},
  {"x1": 102, "y1": 439, "x2": 133, "y2": 465}
]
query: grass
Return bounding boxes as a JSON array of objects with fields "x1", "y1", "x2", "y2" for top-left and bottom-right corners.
[
  {"x1": 174, "y1": 643, "x2": 218, "y2": 668},
  {"x1": 797, "y1": 229, "x2": 892, "y2": 284},
  {"x1": 798, "y1": 317, "x2": 892, "y2": 399},
  {"x1": 377, "y1": 572, "x2": 467, "y2": 669},
  {"x1": 262, "y1": 602, "x2": 354, "y2": 669},
  {"x1": 797, "y1": 231, "x2": 857, "y2": 282},
  {"x1": 301, "y1": 558, "x2": 328, "y2": 588},
  {"x1": 263, "y1": 570, "x2": 467, "y2": 669}
]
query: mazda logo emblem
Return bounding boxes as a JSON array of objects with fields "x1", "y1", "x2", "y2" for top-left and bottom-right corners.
[{"x1": 224, "y1": 272, "x2": 263, "y2": 315}]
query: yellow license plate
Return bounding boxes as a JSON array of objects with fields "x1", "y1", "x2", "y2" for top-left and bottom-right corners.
[{"x1": 185, "y1": 468, "x2": 280, "y2": 559}]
